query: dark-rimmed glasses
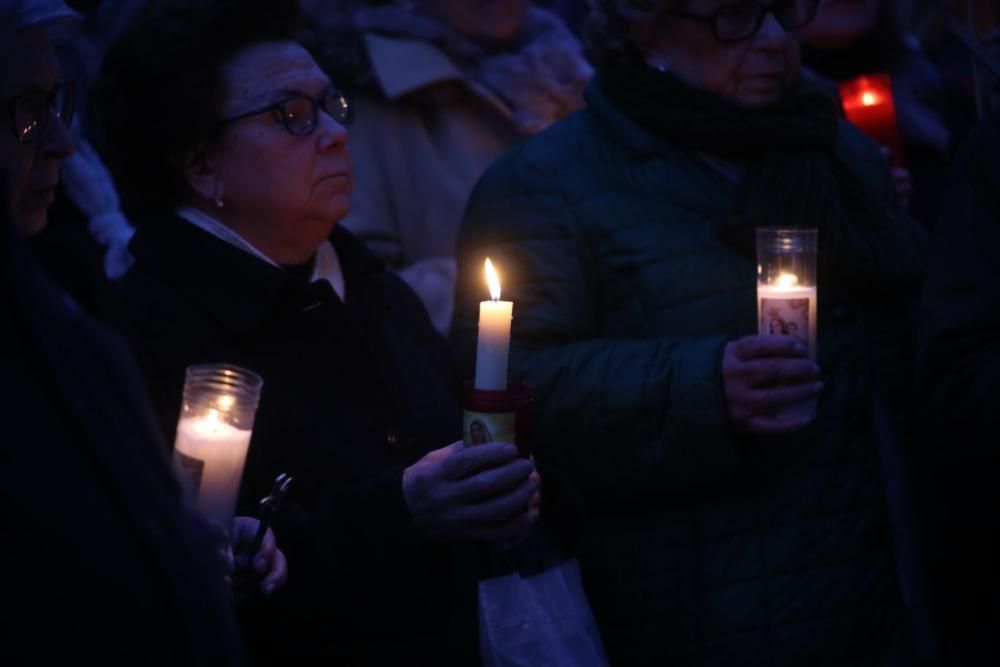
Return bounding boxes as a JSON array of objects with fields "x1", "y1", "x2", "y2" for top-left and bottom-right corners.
[
  {"x1": 7, "y1": 80, "x2": 76, "y2": 144},
  {"x1": 218, "y1": 90, "x2": 352, "y2": 136},
  {"x1": 669, "y1": 0, "x2": 820, "y2": 43}
]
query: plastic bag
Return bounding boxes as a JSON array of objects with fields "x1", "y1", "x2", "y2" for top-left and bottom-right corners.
[{"x1": 478, "y1": 559, "x2": 610, "y2": 667}]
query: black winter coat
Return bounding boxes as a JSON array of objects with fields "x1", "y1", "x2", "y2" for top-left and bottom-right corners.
[
  {"x1": 917, "y1": 109, "x2": 1000, "y2": 664},
  {"x1": 112, "y1": 216, "x2": 465, "y2": 665},
  {"x1": 453, "y1": 77, "x2": 926, "y2": 666},
  {"x1": 0, "y1": 220, "x2": 243, "y2": 665}
]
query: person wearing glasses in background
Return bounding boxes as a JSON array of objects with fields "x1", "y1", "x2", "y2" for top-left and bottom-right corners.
[
  {"x1": 452, "y1": 0, "x2": 928, "y2": 664},
  {"x1": 92, "y1": 1, "x2": 540, "y2": 664},
  {"x1": 1, "y1": 0, "x2": 247, "y2": 663}
]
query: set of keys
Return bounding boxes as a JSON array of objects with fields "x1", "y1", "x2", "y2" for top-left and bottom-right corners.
[{"x1": 249, "y1": 472, "x2": 293, "y2": 554}]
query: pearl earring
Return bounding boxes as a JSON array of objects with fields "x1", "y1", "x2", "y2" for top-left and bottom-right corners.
[{"x1": 214, "y1": 198, "x2": 224, "y2": 209}]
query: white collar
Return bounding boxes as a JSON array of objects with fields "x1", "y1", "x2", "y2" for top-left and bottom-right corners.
[{"x1": 175, "y1": 206, "x2": 346, "y2": 301}]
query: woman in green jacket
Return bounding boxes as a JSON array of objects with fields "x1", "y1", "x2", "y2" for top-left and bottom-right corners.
[{"x1": 454, "y1": 0, "x2": 927, "y2": 664}]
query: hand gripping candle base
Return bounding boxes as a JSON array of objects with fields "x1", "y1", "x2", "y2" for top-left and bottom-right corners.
[
  {"x1": 463, "y1": 380, "x2": 534, "y2": 458},
  {"x1": 173, "y1": 363, "x2": 263, "y2": 525},
  {"x1": 465, "y1": 259, "x2": 532, "y2": 456},
  {"x1": 756, "y1": 228, "x2": 818, "y2": 418}
]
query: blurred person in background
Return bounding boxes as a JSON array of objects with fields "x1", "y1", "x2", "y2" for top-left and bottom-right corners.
[
  {"x1": 302, "y1": 0, "x2": 592, "y2": 332},
  {"x1": 26, "y1": 0, "x2": 160, "y2": 313},
  {"x1": 799, "y1": 0, "x2": 995, "y2": 231}
]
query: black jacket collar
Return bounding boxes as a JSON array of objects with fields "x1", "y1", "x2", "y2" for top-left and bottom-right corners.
[{"x1": 127, "y1": 212, "x2": 384, "y2": 335}]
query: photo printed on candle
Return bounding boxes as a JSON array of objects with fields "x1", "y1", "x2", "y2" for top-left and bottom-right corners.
[
  {"x1": 463, "y1": 411, "x2": 516, "y2": 447},
  {"x1": 760, "y1": 297, "x2": 810, "y2": 347}
]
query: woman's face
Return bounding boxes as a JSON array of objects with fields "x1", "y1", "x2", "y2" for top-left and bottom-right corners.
[
  {"x1": 421, "y1": 0, "x2": 532, "y2": 41},
  {"x1": 799, "y1": 0, "x2": 880, "y2": 48},
  {"x1": 649, "y1": 0, "x2": 801, "y2": 106},
  {"x1": 0, "y1": 28, "x2": 75, "y2": 236},
  {"x1": 199, "y1": 41, "x2": 352, "y2": 263}
]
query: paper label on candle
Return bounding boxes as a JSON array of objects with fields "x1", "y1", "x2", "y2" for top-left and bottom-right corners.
[
  {"x1": 760, "y1": 297, "x2": 811, "y2": 346},
  {"x1": 463, "y1": 410, "x2": 516, "y2": 446},
  {"x1": 173, "y1": 449, "x2": 205, "y2": 506}
]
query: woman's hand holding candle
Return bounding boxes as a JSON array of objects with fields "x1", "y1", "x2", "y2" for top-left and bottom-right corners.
[
  {"x1": 203, "y1": 516, "x2": 288, "y2": 599},
  {"x1": 402, "y1": 441, "x2": 539, "y2": 543},
  {"x1": 722, "y1": 335, "x2": 823, "y2": 434},
  {"x1": 230, "y1": 516, "x2": 288, "y2": 598}
]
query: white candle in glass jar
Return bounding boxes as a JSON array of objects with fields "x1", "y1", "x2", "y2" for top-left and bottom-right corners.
[{"x1": 173, "y1": 409, "x2": 252, "y2": 524}]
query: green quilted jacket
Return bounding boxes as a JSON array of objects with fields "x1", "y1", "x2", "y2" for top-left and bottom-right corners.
[{"x1": 454, "y1": 77, "x2": 927, "y2": 666}]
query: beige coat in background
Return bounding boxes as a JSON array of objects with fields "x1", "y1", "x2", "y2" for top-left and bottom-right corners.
[{"x1": 342, "y1": 33, "x2": 523, "y2": 333}]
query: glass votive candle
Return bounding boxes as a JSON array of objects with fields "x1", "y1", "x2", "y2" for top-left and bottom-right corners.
[
  {"x1": 173, "y1": 363, "x2": 263, "y2": 525},
  {"x1": 756, "y1": 228, "x2": 818, "y2": 418}
]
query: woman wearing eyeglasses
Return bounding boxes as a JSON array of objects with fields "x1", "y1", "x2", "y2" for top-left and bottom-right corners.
[
  {"x1": 453, "y1": 0, "x2": 928, "y2": 664},
  {"x1": 0, "y1": 12, "x2": 75, "y2": 237},
  {"x1": 1, "y1": 1, "x2": 246, "y2": 663},
  {"x1": 92, "y1": 1, "x2": 539, "y2": 664}
]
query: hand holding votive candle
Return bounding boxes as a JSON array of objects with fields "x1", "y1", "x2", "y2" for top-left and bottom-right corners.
[
  {"x1": 757, "y1": 228, "x2": 818, "y2": 417},
  {"x1": 173, "y1": 364, "x2": 263, "y2": 525}
]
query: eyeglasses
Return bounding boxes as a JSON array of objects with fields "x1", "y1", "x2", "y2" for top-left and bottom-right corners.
[
  {"x1": 218, "y1": 90, "x2": 352, "y2": 136},
  {"x1": 669, "y1": 0, "x2": 819, "y2": 43},
  {"x1": 7, "y1": 80, "x2": 76, "y2": 144}
]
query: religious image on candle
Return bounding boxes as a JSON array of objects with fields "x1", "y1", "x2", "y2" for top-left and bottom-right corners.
[
  {"x1": 173, "y1": 364, "x2": 263, "y2": 525},
  {"x1": 474, "y1": 258, "x2": 513, "y2": 391},
  {"x1": 757, "y1": 229, "x2": 818, "y2": 418},
  {"x1": 757, "y1": 273, "x2": 817, "y2": 360},
  {"x1": 463, "y1": 411, "x2": 516, "y2": 447}
]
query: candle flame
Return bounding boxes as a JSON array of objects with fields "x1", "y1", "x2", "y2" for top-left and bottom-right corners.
[
  {"x1": 777, "y1": 273, "x2": 799, "y2": 288},
  {"x1": 484, "y1": 258, "x2": 501, "y2": 301},
  {"x1": 188, "y1": 408, "x2": 225, "y2": 436},
  {"x1": 861, "y1": 91, "x2": 877, "y2": 106},
  {"x1": 217, "y1": 395, "x2": 235, "y2": 410}
]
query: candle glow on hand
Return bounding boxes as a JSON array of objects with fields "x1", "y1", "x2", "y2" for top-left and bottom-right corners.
[{"x1": 474, "y1": 258, "x2": 513, "y2": 391}]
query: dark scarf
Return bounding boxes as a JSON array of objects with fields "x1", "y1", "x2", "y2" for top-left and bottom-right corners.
[{"x1": 598, "y1": 62, "x2": 923, "y2": 302}]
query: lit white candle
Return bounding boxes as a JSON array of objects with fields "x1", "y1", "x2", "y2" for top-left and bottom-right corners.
[
  {"x1": 474, "y1": 258, "x2": 513, "y2": 390},
  {"x1": 174, "y1": 408, "x2": 253, "y2": 525},
  {"x1": 757, "y1": 272, "x2": 818, "y2": 360}
]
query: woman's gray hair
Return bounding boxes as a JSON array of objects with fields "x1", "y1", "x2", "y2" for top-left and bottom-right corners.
[{"x1": 584, "y1": 0, "x2": 680, "y2": 64}]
